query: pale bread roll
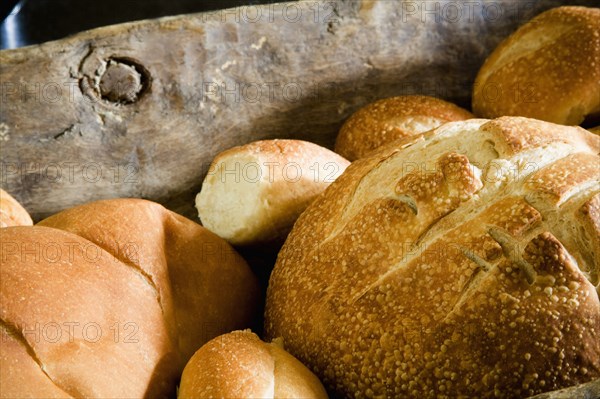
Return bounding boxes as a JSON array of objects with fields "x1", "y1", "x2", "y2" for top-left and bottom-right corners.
[
  {"x1": 266, "y1": 117, "x2": 600, "y2": 398},
  {"x1": 178, "y1": 330, "x2": 328, "y2": 399},
  {"x1": 1, "y1": 199, "x2": 259, "y2": 398},
  {"x1": 334, "y1": 95, "x2": 473, "y2": 161},
  {"x1": 0, "y1": 189, "x2": 33, "y2": 227},
  {"x1": 473, "y1": 6, "x2": 600, "y2": 125},
  {"x1": 196, "y1": 139, "x2": 350, "y2": 245}
]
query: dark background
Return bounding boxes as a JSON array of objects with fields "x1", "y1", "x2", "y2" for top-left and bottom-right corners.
[{"x1": 1, "y1": 0, "x2": 282, "y2": 49}]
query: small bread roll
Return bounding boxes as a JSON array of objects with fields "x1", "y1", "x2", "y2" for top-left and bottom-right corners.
[
  {"x1": 334, "y1": 95, "x2": 473, "y2": 161},
  {"x1": 0, "y1": 189, "x2": 33, "y2": 227},
  {"x1": 178, "y1": 330, "x2": 328, "y2": 399},
  {"x1": 473, "y1": 6, "x2": 600, "y2": 125},
  {"x1": 196, "y1": 139, "x2": 350, "y2": 245}
]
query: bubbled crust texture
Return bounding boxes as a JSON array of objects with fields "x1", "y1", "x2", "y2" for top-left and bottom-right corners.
[
  {"x1": 0, "y1": 199, "x2": 259, "y2": 398},
  {"x1": 473, "y1": 6, "x2": 600, "y2": 125},
  {"x1": 265, "y1": 117, "x2": 600, "y2": 398},
  {"x1": 335, "y1": 96, "x2": 474, "y2": 161}
]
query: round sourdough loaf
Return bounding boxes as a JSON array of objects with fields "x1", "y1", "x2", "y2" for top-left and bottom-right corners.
[
  {"x1": 178, "y1": 330, "x2": 328, "y2": 399},
  {"x1": 265, "y1": 117, "x2": 600, "y2": 398},
  {"x1": 472, "y1": 6, "x2": 600, "y2": 125},
  {"x1": 335, "y1": 96, "x2": 473, "y2": 161},
  {"x1": 0, "y1": 199, "x2": 259, "y2": 398}
]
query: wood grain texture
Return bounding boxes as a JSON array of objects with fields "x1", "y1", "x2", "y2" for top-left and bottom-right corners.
[
  {"x1": 527, "y1": 378, "x2": 600, "y2": 399},
  {"x1": 1, "y1": 0, "x2": 596, "y2": 221}
]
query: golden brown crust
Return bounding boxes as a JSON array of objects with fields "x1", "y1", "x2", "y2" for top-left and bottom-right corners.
[
  {"x1": 265, "y1": 117, "x2": 600, "y2": 398},
  {"x1": 37, "y1": 199, "x2": 260, "y2": 365},
  {"x1": 0, "y1": 189, "x2": 33, "y2": 227},
  {"x1": 1, "y1": 225, "x2": 175, "y2": 398},
  {"x1": 473, "y1": 6, "x2": 600, "y2": 125},
  {"x1": 178, "y1": 331, "x2": 274, "y2": 398},
  {"x1": 178, "y1": 331, "x2": 328, "y2": 399},
  {"x1": 577, "y1": 193, "x2": 600, "y2": 287},
  {"x1": 269, "y1": 338, "x2": 329, "y2": 399},
  {"x1": 1, "y1": 199, "x2": 259, "y2": 398},
  {"x1": 0, "y1": 324, "x2": 72, "y2": 398},
  {"x1": 335, "y1": 95, "x2": 473, "y2": 161},
  {"x1": 481, "y1": 117, "x2": 600, "y2": 155},
  {"x1": 526, "y1": 153, "x2": 599, "y2": 205}
]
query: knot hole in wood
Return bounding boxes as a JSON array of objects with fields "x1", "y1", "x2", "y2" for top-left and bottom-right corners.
[{"x1": 97, "y1": 57, "x2": 151, "y2": 104}]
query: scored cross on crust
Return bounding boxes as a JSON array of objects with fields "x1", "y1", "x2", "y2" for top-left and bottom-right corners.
[{"x1": 266, "y1": 116, "x2": 600, "y2": 398}]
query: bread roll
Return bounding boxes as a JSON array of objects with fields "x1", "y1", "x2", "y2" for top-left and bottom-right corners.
[
  {"x1": 265, "y1": 117, "x2": 600, "y2": 398},
  {"x1": 178, "y1": 330, "x2": 328, "y2": 399},
  {"x1": 0, "y1": 189, "x2": 33, "y2": 227},
  {"x1": 473, "y1": 6, "x2": 600, "y2": 125},
  {"x1": 1, "y1": 199, "x2": 259, "y2": 398},
  {"x1": 196, "y1": 139, "x2": 350, "y2": 246},
  {"x1": 334, "y1": 95, "x2": 473, "y2": 161}
]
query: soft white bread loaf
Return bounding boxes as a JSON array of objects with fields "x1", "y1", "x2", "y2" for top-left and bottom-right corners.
[
  {"x1": 196, "y1": 139, "x2": 350, "y2": 245},
  {"x1": 0, "y1": 199, "x2": 259, "y2": 398},
  {"x1": 0, "y1": 189, "x2": 33, "y2": 227},
  {"x1": 266, "y1": 117, "x2": 600, "y2": 398},
  {"x1": 178, "y1": 330, "x2": 328, "y2": 399},
  {"x1": 335, "y1": 95, "x2": 473, "y2": 161},
  {"x1": 473, "y1": 6, "x2": 600, "y2": 125}
]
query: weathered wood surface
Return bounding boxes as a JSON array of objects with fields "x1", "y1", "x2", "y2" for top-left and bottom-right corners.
[
  {"x1": 528, "y1": 378, "x2": 600, "y2": 399},
  {"x1": 1, "y1": 0, "x2": 596, "y2": 220}
]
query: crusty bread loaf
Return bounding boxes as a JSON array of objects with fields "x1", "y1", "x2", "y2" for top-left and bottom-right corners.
[
  {"x1": 1, "y1": 199, "x2": 259, "y2": 398},
  {"x1": 0, "y1": 189, "x2": 33, "y2": 227},
  {"x1": 473, "y1": 6, "x2": 600, "y2": 125},
  {"x1": 178, "y1": 330, "x2": 328, "y2": 399},
  {"x1": 334, "y1": 95, "x2": 473, "y2": 161},
  {"x1": 196, "y1": 139, "x2": 350, "y2": 245},
  {"x1": 265, "y1": 117, "x2": 600, "y2": 398}
]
